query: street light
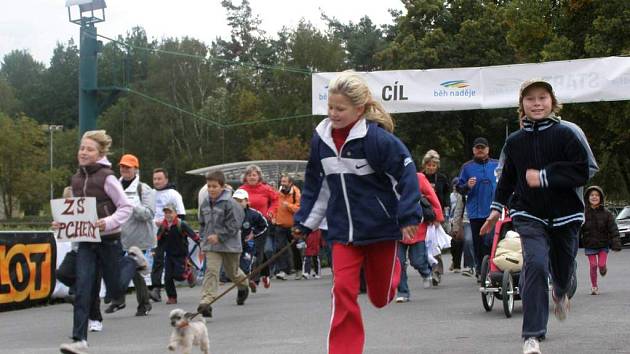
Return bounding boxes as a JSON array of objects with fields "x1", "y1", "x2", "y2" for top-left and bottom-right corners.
[
  {"x1": 47, "y1": 125, "x2": 64, "y2": 200},
  {"x1": 66, "y1": 0, "x2": 107, "y2": 25},
  {"x1": 66, "y1": 0, "x2": 106, "y2": 135}
]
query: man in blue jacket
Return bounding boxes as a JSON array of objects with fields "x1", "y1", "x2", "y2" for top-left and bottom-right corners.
[{"x1": 456, "y1": 137, "x2": 499, "y2": 278}]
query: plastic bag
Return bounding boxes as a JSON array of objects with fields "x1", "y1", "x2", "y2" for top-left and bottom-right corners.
[{"x1": 425, "y1": 224, "x2": 452, "y2": 265}]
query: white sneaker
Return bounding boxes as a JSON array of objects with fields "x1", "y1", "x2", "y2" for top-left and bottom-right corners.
[
  {"x1": 395, "y1": 296, "x2": 409, "y2": 303},
  {"x1": 88, "y1": 320, "x2": 102, "y2": 332},
  {"x1": 60, "y1": 340, "x2": 89, "y2": 354},
  {"x1": 422, "y1": 276, "x2": 432, "y2": 289},
  {"x1": 275, "y1": 271, "x2": 287, "y2": 280},
  {"x1": 302, "y1": 273, "x2": 310, "y2": 280},
  {"x1": 313, "y1": 274, "x2": 321, "y2": 279},
  {"x1": 461, "y1": 268, "x2": 474, "y2": 277},
  {"x1": 295, "y1": 271, "x2": 303, "y2": 280},
  {"x1": 552, "y1": 291, "x2": 570, "y2": 321},
  {"x1": 523, "y1": 337, "x2": 541, "y2": 354}
]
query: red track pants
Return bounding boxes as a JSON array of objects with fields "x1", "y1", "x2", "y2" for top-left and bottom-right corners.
[{"x1": 328, "y1": 240, "x2": 400, "y2": 354}]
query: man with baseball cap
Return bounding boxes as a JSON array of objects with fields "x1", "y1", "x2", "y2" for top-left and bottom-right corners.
[
  {"x1": 105, "y1": 154, "x2": 156, "y2": 316},
  {"x1": 456, "y1": 137, "x2": 499, "y2": 279}
]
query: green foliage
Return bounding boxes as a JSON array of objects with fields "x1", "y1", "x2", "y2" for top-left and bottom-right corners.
[
  {"x1": 245, "y1": 133, "x2": 310, "y2": 161},
  {"x1": 0, "y1": 76, "x2": 21, "y2": 116},
  {"x1": 0, "y1": 50, "x2": 45, "y2": 120},
  {"x1": 0, "y1": 114, "x2": 55, "y2": 217}
]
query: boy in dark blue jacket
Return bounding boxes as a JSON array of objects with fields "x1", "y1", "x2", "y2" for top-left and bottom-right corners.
[
  {"x1": 232, "y1": 188, "x2": 268, "y2": 292},
  {"x1": 156, "y1": 203, "x2": 199, "y2": 304},
  {"x1": 481, "y1": 79, "x2": 591, "y2": 354}
]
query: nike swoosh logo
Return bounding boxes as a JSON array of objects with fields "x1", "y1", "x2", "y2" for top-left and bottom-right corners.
[{"x1": 355, "y1": 164, "x2": 368, "y2": 169}]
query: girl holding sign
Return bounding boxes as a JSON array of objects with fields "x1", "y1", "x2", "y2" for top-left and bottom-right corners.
[{"x1": 56, "y1": 130, "x2": 133, "y2": 354}]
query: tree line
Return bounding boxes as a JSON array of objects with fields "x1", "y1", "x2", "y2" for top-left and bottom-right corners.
[{"x1": 1, "y1": 0, "x2": 629, "y2": 218}]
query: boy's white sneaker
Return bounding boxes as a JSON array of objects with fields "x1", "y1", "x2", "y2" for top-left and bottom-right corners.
[
  {"x1": 88, "y1": 320, "x2": 102, "y2": 332},
  {"x1": 523, "y1": 337, "x2": 541, "y2": 354},
  {"x1": 422, "y1": 276, "x2": 432, "y2": 289},
  {"x1": 552, "y1": 291, "x2": 570, "y2": 321},
  {"x1": 60, "y1": 340, "x2": 89, "y2": 354}
]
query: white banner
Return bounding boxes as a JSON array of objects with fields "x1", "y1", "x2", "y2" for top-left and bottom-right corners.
[
  {"x1": 312, "y1": 56, "x2": 630, "y2": 114},
  {"x1": 51, "y1": 197, "x2": 101, "y2": 242}
]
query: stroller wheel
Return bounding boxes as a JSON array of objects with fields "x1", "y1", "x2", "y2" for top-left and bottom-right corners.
[
  {"x1": 502, "y1": 271, "x2": 514, "y2": 318},
  {"x1": 480, "y1": 255, "x2": 494, "y2": 311}
]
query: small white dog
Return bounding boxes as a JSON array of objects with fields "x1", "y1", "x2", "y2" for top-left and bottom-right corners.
[{"x1": 168, "y1": 308, "x2": 210, "y2": 354}]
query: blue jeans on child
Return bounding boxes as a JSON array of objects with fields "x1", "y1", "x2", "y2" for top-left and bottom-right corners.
[
  {"x1": 513, "y1": 217, "x2": 579, "y2": 339},
  {"x1": 73, "y1": 238, "x2": 124, "y2": 341},
  {"x1": 397, "y1": 241, "x2": 431, "y2": 298}
]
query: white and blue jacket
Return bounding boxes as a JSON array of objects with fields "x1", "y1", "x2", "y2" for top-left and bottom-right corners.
[{"x1": 294, "y1": 118, "x2": 422, "y2": 245}]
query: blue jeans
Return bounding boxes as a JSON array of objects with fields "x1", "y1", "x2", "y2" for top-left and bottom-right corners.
[
  {"x1": 470, "y1": 219, "x2": 493, "y2": 275},
  {"x1": 73, "y1": 238, "x2": 124, "y2": 341},
  {"x1": 463, "y1": 222, "x2": 475, "y2": 269},
  {"x1": 251, "y1": 232, "x2": 272, "y2": 282},
  {"x1": 397, "y1": 242, "x2": 430, "y2": 298},
  {"x1": 513, "y1": 217, "x2": 579, "y2": 339}
]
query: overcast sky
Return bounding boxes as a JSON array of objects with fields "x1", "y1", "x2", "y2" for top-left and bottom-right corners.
[{"x1": 0, "y1": 0, "x2": 405, "y2": 66}]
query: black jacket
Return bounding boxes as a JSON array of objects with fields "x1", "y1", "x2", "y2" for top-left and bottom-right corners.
[
  {"x1": 425, "y1": 172, "x2": 450, "y2": 213},
  {"x1": 492, "y1": 116, "x2": 590, "y2": 227},
  {"x1": 242, "y1": 207, "x2": 268, "y2": 240},
  {"x1": 581, "y1": 186, "x2": 621, "y2": 250},
  {"x1": 157, "y1": 218, "x2": 199, "y2": 257},
  {"x1": 582, "y1": 206, "x2": 621, "y2": 250}
]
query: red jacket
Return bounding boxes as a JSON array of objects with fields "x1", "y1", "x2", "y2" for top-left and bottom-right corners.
[
  {"x1": 401, "y1": 172, "x2": 444, "y2": 244},
  {"x1": 239, "y1": 182, "x2": 279, "y2": 220}
]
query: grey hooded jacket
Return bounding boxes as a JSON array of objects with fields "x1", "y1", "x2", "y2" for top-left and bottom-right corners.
[
  {"x1": 120, "y1": 176, "x2": 157, "y2": 251},
  {"x1": 199, "y1": 189, "x2": 244, "y2": 253}
]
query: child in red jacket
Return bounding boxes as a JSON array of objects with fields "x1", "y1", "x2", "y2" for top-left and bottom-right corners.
[
  {"x1": 396, "y1": 172, "x2": 444, "y2": 302},
  {"x1": 302, "y1": 229, "x2": 324, "y2": 279}
]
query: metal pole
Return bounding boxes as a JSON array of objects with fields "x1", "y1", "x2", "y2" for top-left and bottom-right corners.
[
  {"x1": 79, "y1": 21, "x2": 99, "y2": 135},
  {"x1": 50, "y1": 127, "x2": 54, "y2": 200}
]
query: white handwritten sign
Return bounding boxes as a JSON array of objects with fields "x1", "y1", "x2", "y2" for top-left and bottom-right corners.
[{"x1": 51, "y1": 197, "x2": 101, "y2": 242}]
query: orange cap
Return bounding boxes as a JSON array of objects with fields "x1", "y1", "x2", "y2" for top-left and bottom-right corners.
[{"x1": 119, "y1": 154, "x2": 139, "y2": 168}]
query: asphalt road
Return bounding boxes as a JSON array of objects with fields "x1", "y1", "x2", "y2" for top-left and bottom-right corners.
[{"x1": 2, "y1": 251, "x2": 630, "y2": 354}]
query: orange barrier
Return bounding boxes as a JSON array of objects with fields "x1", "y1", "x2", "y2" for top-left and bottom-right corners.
[{"x1": 0, "y1": 231, "x2": 56, "y2": 311}]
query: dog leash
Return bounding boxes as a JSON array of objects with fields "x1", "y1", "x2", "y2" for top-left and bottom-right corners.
[{"x1": 188, "y1": 238, "x2": 298, "y2": 320}]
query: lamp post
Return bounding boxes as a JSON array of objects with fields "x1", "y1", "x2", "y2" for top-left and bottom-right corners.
[
  {"x1": 66, "y1": 0, "x2": 106, "y2": 136},
  {"x1": 48, "y1": 125, "x2": 64, "y2": 200}
]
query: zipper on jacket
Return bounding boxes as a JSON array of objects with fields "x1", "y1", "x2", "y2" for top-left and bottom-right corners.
[
  {"x1": 376, "y1": 197, "x2": 392, "y2": 218},
  {"x1": 337, "y1": 140, "x2": 354, "y2": 243},
  {"x1": 81, "y1": 166, "x2": 88, "y2": 197},
  {"x1": 532, "y1": 123, "x2": 552, "y2": 226}
]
